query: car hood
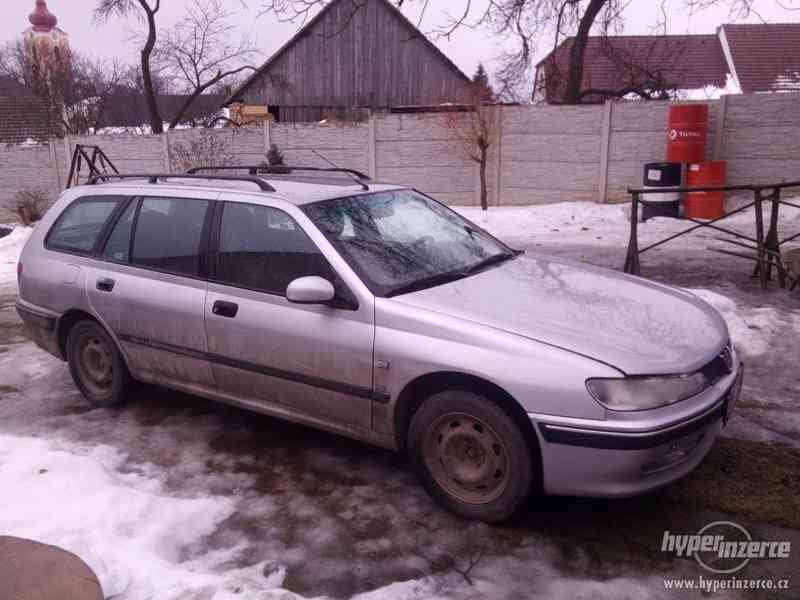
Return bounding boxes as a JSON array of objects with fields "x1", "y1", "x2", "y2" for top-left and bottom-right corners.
[{"x1": 392, "y1": 254, "x2": 728, "y2": 375}]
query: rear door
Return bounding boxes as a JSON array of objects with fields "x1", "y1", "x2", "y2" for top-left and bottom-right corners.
[
  {"x1": 204, "y1": 198, "x2": 375, "y2": 430},
  {"x1": 88, "y1": 190, "x2": 216, "y2": 387}
]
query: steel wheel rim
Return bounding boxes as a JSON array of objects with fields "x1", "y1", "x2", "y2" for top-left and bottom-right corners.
[
  {"x1": 423, "y1": 412, "x2": 510, "y2": 505},
  {"x1": 77, "y1": 335, "x2": 113, "y2": 395}
]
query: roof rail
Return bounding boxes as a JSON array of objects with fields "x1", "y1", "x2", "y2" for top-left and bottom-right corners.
[
  {"x1": 87, "y1": 173, "x2": 277, "y2": 192},
  {"x1": 187, "y1": 165, "x2": 372, "y2": 180}
]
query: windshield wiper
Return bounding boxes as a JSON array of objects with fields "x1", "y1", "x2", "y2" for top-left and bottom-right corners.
[
  {"x1": 386, "y1": 253, "x2": 516, "y2": 298},
  {"x1": 386, "y1": 270, "x2": 471, "y2": 298},
  {"x1": 463, "y1": 252, "x2": 516, "y2": 275}
]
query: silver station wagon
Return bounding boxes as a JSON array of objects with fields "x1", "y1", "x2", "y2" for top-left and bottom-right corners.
[{"x1": 16, "y1": 167, "x2": 744, "y2": 522}]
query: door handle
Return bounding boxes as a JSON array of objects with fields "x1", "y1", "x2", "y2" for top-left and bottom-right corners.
[
  {"x1": 212, "y1": 300, "x2": 239, "y2": 318},
  {"x1": 96, "y1": 277, "x2": 115, "y2": 292}
]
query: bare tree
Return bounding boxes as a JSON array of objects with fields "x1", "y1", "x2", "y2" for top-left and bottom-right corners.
[
  {"x1": 155, "y1": 0, "x2": 259, "y2": 129},
  {"x1": 442, "y1": 83, "x2": 499, "y2": 215},
  {"x1": 254, "y1": 0, "x2": 798, "y2": 104},
  {"x1": 95, "y1": 0, "x2": 164, "y2": 133},
  {"x1": 0, "y1": 39, "x2": 127, "y2": 135}
]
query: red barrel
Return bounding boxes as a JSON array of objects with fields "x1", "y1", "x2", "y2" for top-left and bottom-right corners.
[
  {"x1": 667, "y1": 104, "x2": 708, "y2": 164},
  {"x1": 686, "y1": 161, "x2": 726, "y2": 220}
]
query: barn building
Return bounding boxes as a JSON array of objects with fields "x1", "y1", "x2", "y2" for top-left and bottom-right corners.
[{"x1": 225, "y1": 0, "x2": 471, "y2": 122}]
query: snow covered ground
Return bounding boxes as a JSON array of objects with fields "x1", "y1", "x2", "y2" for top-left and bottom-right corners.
[{"x1": 0, "y1": 202, "x2": 798, "y2": 599}]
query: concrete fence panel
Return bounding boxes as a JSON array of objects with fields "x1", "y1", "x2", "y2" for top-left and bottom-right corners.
[{"x1": 1, "y1": 91, "x2": 799, "y2": 222}]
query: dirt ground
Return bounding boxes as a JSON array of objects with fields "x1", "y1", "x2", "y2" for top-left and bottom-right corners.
[{"x1": 0, "y1": 206, "x2": 798, "y2": 599}]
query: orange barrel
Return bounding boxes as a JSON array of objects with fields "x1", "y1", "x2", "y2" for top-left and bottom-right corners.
[
  {"x1": 666, "y1": 104, "x2": 708, "y2": 164},
  {"x1": 686, "y1": 161, "x2": 726, "y2": 219}
]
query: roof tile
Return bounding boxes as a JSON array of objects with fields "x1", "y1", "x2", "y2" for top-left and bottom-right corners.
[
  {"x1": 721, "y1": 23, "x2": 800, "y2": 93},
  {"x1": 537, "y1": 34, "x2": 727, "y2": 103}
]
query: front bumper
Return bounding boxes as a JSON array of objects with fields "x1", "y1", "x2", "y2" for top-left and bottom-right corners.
[{"x1": 531, "y1": 361, "x2": 743, "y2": 498}]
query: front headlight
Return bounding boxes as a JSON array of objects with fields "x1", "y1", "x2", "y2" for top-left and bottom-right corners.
[{"x1": 586, "y1": 372, "x2": 709, "y2": 411}]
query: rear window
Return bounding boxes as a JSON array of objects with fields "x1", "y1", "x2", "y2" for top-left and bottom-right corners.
[{"x1": 46, "y1": 197, "x2": 124, "y2": 255}]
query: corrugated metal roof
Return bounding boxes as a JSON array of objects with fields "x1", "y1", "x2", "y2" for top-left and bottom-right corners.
[{"x1": 96, "y1": 93, "x2": 225, "y2": 128}]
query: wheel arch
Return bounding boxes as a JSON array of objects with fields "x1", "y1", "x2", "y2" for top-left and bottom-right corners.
[
  {"x1": 393, "y1": 371, "x2": 542, "y2": 487},
  {"x1": 56, "y1": 309, "x2": 127, "y2": 369}
]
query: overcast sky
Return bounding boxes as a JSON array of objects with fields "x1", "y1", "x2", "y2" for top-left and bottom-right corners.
[{"x1": 3, "y1": 0, "x2": 799, "y2": 79}]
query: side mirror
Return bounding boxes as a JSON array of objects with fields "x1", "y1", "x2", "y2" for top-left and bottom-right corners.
[{"x1": 286, "y1": 276, "x2": 335, "y2": 305}]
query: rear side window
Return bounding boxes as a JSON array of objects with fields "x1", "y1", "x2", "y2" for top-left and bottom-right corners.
[
  {"x1": 131, "y1": 197, "x2": 210, "y2": 277},
  {"x1": 47, "y1": 197, "x2": 123, "y2": 255},
  {"x1": 217, "y1": 202, "x2": 334, "y2": 295}
]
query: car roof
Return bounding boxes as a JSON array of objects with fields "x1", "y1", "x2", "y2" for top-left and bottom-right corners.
[{"x1": 85, "y1": 175, "x2": 407, "y2": 206}]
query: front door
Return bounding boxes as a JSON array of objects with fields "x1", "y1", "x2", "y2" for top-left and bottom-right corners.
[{"x1": 204, "y1": 199, "x2": 375, "y2": 429}]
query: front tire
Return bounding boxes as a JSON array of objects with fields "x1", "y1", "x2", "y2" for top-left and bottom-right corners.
[
  {"x1": 66, "y1": 320, "x2": 132, "y2": 408},
  {"x1": 407, "y1": 389, "x2": 535, "y2": 522}
]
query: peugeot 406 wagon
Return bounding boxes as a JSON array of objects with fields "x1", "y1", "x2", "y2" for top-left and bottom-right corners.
[{"x1": 16, "y1": 167, "x2": 744, "y2": 522}]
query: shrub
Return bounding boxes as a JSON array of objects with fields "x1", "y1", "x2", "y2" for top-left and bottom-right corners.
[
  {"x1": 13, "y1": 189, "x2": 49, "y2": 225},
  {"x1": 267, "y1": 143, "x2": 285, "y2": 166},
  {"x1": 170, "y1": 130, "x2": 236, "y2": 174}
]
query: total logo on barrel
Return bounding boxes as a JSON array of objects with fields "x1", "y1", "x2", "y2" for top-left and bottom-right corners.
[
  {"x1": 666, "y1": 104, "x2": 709, "y2": 163},
  {"x1": 668, "y1": 128, "x2": 703, "y2": 141}
]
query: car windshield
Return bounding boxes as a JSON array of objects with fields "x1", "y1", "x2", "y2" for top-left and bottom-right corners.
[{"x1": 302, "y1": 189, "x2": 517, "y2": 297}]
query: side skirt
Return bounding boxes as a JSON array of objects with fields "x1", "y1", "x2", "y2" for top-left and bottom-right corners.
[{"x1": 132, "y1": 369, "x2": 399, "y2": 452}]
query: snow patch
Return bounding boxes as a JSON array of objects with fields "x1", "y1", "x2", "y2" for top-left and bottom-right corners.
[
  {"x1": 455, "y1": 202, "x2": 628, "y2": 241},
  {"x1": 0, "y1": 434, "x2": 286, "y2": 599},
  {"x1": 688, "y1": 288, "x2": 782, "y2": 357},
  {"x1": 0, "y1": 225, "x2": 33, "y2": 293}
]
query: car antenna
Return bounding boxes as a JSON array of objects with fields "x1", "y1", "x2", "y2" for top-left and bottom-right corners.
[{"x1": 312, "y1": 149, "x2": 369, "y2": 191}]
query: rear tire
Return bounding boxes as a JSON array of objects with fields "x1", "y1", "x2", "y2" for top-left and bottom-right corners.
[
  {"x1": 66, "y1": 320, "x2": 132, "y2": 408},
  {"x1": 407, "y1": 389, "x2": 535, "y2": 522}
]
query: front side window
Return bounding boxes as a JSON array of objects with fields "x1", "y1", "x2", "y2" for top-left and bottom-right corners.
[
  {"x1": 47, "y1": 197, "x2": 123, "y2": 254},
  {"x1": 302, "y1": 190, "x2": 516, "y2": 297},
  {"x1": 217, "y1": 202, "x2": 334, "y2": 295},
  {"x1": 131, "y1": 197, "x2": 209, "y2": 277}
]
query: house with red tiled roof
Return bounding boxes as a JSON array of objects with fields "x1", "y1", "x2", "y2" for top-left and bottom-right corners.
[
  {"x1": 0, "y1": 81, "x2": 53, "y2": 144},
  {"x1": 535, "y1": 22, "x2": 800, "y2": 103}
]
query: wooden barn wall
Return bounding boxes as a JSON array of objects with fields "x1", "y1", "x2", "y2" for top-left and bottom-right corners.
[{"x1": 241, "y1": 0, "x2": 469, "y2": 117}]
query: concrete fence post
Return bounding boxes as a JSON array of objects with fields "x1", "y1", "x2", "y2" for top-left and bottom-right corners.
[
  {"x1": 49, "y1": 140, "x2": 62, "y2": 191},
  {"x1": 63, "y1": 135, "x2": 72, "y2": 175},
  {"x1": 712, "y1": 94, "x2": 729, "y2": 160},
  {"x1": 473, "y1": 160, "x2": 482, "y2": 207},
  {"x1": 162, "y1": 131, "x2": 172, "y2": 173},
  {"x1": 493, "y1": 106, "x2": 504, "y2": 206},
  {"x1": 597, "y1": 100, "x2": 614, "y2": 203},
  {"x1": 264, "y1": 119, "x2": 272, "y2": 155},
  {"x1": 368, "y1": 116, "x2": 377, "y2": 179}
]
